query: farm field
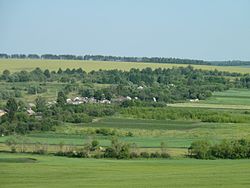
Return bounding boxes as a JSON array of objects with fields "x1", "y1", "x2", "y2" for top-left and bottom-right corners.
[
  {"x1": 1, "y1": 153, "x2": 250, "y2": 188},
  {"x1": 1, "y1": 59, "x2": 250, "y2": 73},
  {"x1": 169, "y1": 89, "x2": 250, "y2": 109},
  {"x1": 1, "y1": 117, "x2": 250, "y2": 154}
]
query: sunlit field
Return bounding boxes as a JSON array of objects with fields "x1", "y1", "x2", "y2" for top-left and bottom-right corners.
[{"x1": 1, "y1": 59, "x2": 250, "y2": 73}]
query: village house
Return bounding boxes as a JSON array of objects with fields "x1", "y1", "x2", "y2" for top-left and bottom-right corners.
[
  {"x1": 27, "y1": 108, "x2": 36, "y2": 115},
  {"x1": 190, "y1": 99, "x2": 199, "y2": 102},
  {"x1": 0, "y1": 110, "x2": 6, "y2": 117}
]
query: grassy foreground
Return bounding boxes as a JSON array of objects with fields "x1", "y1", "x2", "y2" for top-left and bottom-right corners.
[
  {"x1": 1, "y1": 153, "x2": 250, "y2": 188},
  {"x1": 1, "y1": 59, "x2": 250, "y2": 73}
]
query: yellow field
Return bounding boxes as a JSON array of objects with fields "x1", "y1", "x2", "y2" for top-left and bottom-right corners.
[{"x1": 0, "y1": 59, "x2": 250, "y2": 73}]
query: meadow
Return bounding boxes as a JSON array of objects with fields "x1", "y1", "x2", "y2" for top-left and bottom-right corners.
[
  {"x1": 1, "y1": 58, "x2": 250, "y2": 73},
  {"x1": 1, "y1": 153, "x2": 250, "y2": 188},
  {"x1": 1, "y1": 117, "x2": 250, "y2": 156},
  {"x1": 169, "y1": 88, "x2": 250, "y2": 109}
]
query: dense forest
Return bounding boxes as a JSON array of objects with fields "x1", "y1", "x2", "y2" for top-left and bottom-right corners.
[{"x1": 1, "y1": 53, "x2": 250, "y2": 66}]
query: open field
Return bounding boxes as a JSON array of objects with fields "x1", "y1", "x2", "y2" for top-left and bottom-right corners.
[
  {"x1": 1, "y1": 117, "x2": 250, "y2": 151},
  {"x1": 169, "y1": 89, "x2": 250, "y2": 109},
  {"x1": 1, "y1": 59, "x2": 250, "y2": 73},
  {"x1": 1, "y1": 153, "x2": 250, "y2": 188}
]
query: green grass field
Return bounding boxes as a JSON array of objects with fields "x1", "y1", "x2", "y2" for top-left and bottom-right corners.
[
  {"x1": 1, "y1": 153, "x2": 250, "y2": 188},
  {"x1": 169, "y1": 88, "x2": 250, "y2": 109},
  {"x1": 1, "y1": 59, "x2": 250, "y2": 73},
  {"x1": 1, "y1": 117, "x2": 250, "y2": 151}
]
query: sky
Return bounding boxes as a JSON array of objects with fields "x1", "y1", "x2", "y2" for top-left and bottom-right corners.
[{"x1": 0, "y1": 0, "x2": 250, "y2": 61}]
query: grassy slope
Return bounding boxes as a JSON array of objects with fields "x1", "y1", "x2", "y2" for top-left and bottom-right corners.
[
  {"x1": 1, "y1": 153, "x2": 250, "y2": 188},
  {"x1": 1, "y1": 59, "x2": 250, "y2": 73}
]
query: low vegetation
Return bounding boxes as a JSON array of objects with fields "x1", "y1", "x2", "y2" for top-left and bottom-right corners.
[{"x1": 189, "y1": 139, "x2": 250, "y2": 159}]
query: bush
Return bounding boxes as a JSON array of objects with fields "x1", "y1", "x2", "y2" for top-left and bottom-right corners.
[
  {"x1": 188, "y1": 139, "x2": 250, "y2": 159},
  {"x1": 32, "y1": 142, "x2": 48, "y2": 154},
  {"x1": 188, "y1": 140, "x2": 212, "y2": 159},
  {"x1": 103, "y1": 147, "x2": 116, "y2": 158},
  {"x1": 161, "y1": 152, "x2": 171, "y2": 158},
  {"x1": 104, "y1": 138, "x2": 130, "y2": 159},
  {"x1": 150, "y1": 152, "x2": 161, "y2": 158},
  {"x1": 95, "y1": 128, "x2": 116, "y2": 136},
  {"x1": 140, "y1": 152, "x2": 150, "y2": 158},
  {"x1": 130, "y1": 152, "x2": 139, "y2": 158}
]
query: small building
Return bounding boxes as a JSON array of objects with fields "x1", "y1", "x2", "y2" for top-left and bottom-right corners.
[
  {"x1": 190, "y1": 99, "x2": 199, "y2": 102},
  {"x1": 0, "y1": 110, "x2": 6, "y2": 117},
  {"x1": 27, "y1": 108, "x2": 36, "y2": 115},
  {"x1": 73, "y1": 97, "x2": 81, "y2": 101},
  {"x1": 126, "y1": 96, "x2": 132, "y2": 100},
  {"x1": 100, "y1": 99, "x2": 111, "y2": 104},
  {"x1": 66, "y1": 98, "x2": 73, "y2": 104}
]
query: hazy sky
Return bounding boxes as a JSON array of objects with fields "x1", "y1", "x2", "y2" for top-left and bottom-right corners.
[{"x1": 0, "y1": 0, "x2": 250, "y2": 60}]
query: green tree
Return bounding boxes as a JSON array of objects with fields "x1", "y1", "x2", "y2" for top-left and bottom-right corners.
[
  {"x1": 6, "y1": 98, "x2": 18, "y2": 122},
  {"x1": 35, "y1": 96, "x2": 46, "y2": 112},
  {"x1": 57, "y1": 91, "x2": 67, "y2": 106},
  {"x1": 2, "y1": 69, "x2": 10, "y2": 80}
]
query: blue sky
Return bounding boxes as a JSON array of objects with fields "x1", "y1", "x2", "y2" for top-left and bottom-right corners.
[{"x1": 0, "y1": 0, "x2": 250, "y2": 60}]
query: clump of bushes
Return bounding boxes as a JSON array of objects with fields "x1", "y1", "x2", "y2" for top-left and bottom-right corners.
[
  {"x1": 188, "y1": 139, "x2": 250, "y2": 159},
  {"x1": 95, "y1": 128, "x2": 117, "y2": 136}
]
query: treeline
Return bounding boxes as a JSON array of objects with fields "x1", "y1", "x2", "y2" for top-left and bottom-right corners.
[
  {"x1": 209, "y1": 60, "x2": 250, "y2": 66},
  {"x1": 188, "y1": 139, "x2": 250, "y2": 159},
  {"x1": 0, "y1": 53, "x2": 84, "y2": 60},
  {"x1": 121, "y1": 107, "x2": 250, "y2": 123},
  {"x1": 1, "y1": 53, "x2": 250, "y2": 66}
]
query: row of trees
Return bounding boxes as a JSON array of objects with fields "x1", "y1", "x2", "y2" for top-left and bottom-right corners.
[{"x1": 1, "y1": 53, "x2": 250, "y2": 66}]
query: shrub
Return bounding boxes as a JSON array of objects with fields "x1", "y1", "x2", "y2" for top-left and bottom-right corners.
[
  {"x1": 150, "y1": 152, "x2": 161, "y2": 158},
  {"x1": 33, "y1": 142, "x2": 48, "y2": 154},
  {"x1": 140, "y1": 152, "x2": 150, "y2": 158},
  {"x1": 95, "y1": 128, "x2": 116, "y2": 136},
  {"x1": 188, "y1": 140, "x2": 212, "y2": 159},
  {"x1": 130, "y1": 152, "x2": 139, "y2": 158},
  {"x1": 161, "y1": 152, "x2": 171, "y2": 158}
]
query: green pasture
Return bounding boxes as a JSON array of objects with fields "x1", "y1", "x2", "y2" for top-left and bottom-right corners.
[
  {"x1": 202, "y1": 89, "x2": 250, "y2": 106},
  {"x1": 1, "y1": 59, "x2": 250, "y2": 73},
  {"x1": 1, "y1": 153, "x2": 250, "y2": 188},
  {"x1": 169, "y1": 88, "x2": 250, "y2": 109},
  {"x1": 1, "y1": 117, "x2": 250, "y2": 150}
]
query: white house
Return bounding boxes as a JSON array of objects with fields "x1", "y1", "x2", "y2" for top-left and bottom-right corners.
[{"x1": 0, "y1": 110, "x2": 6, "y2": 117}]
